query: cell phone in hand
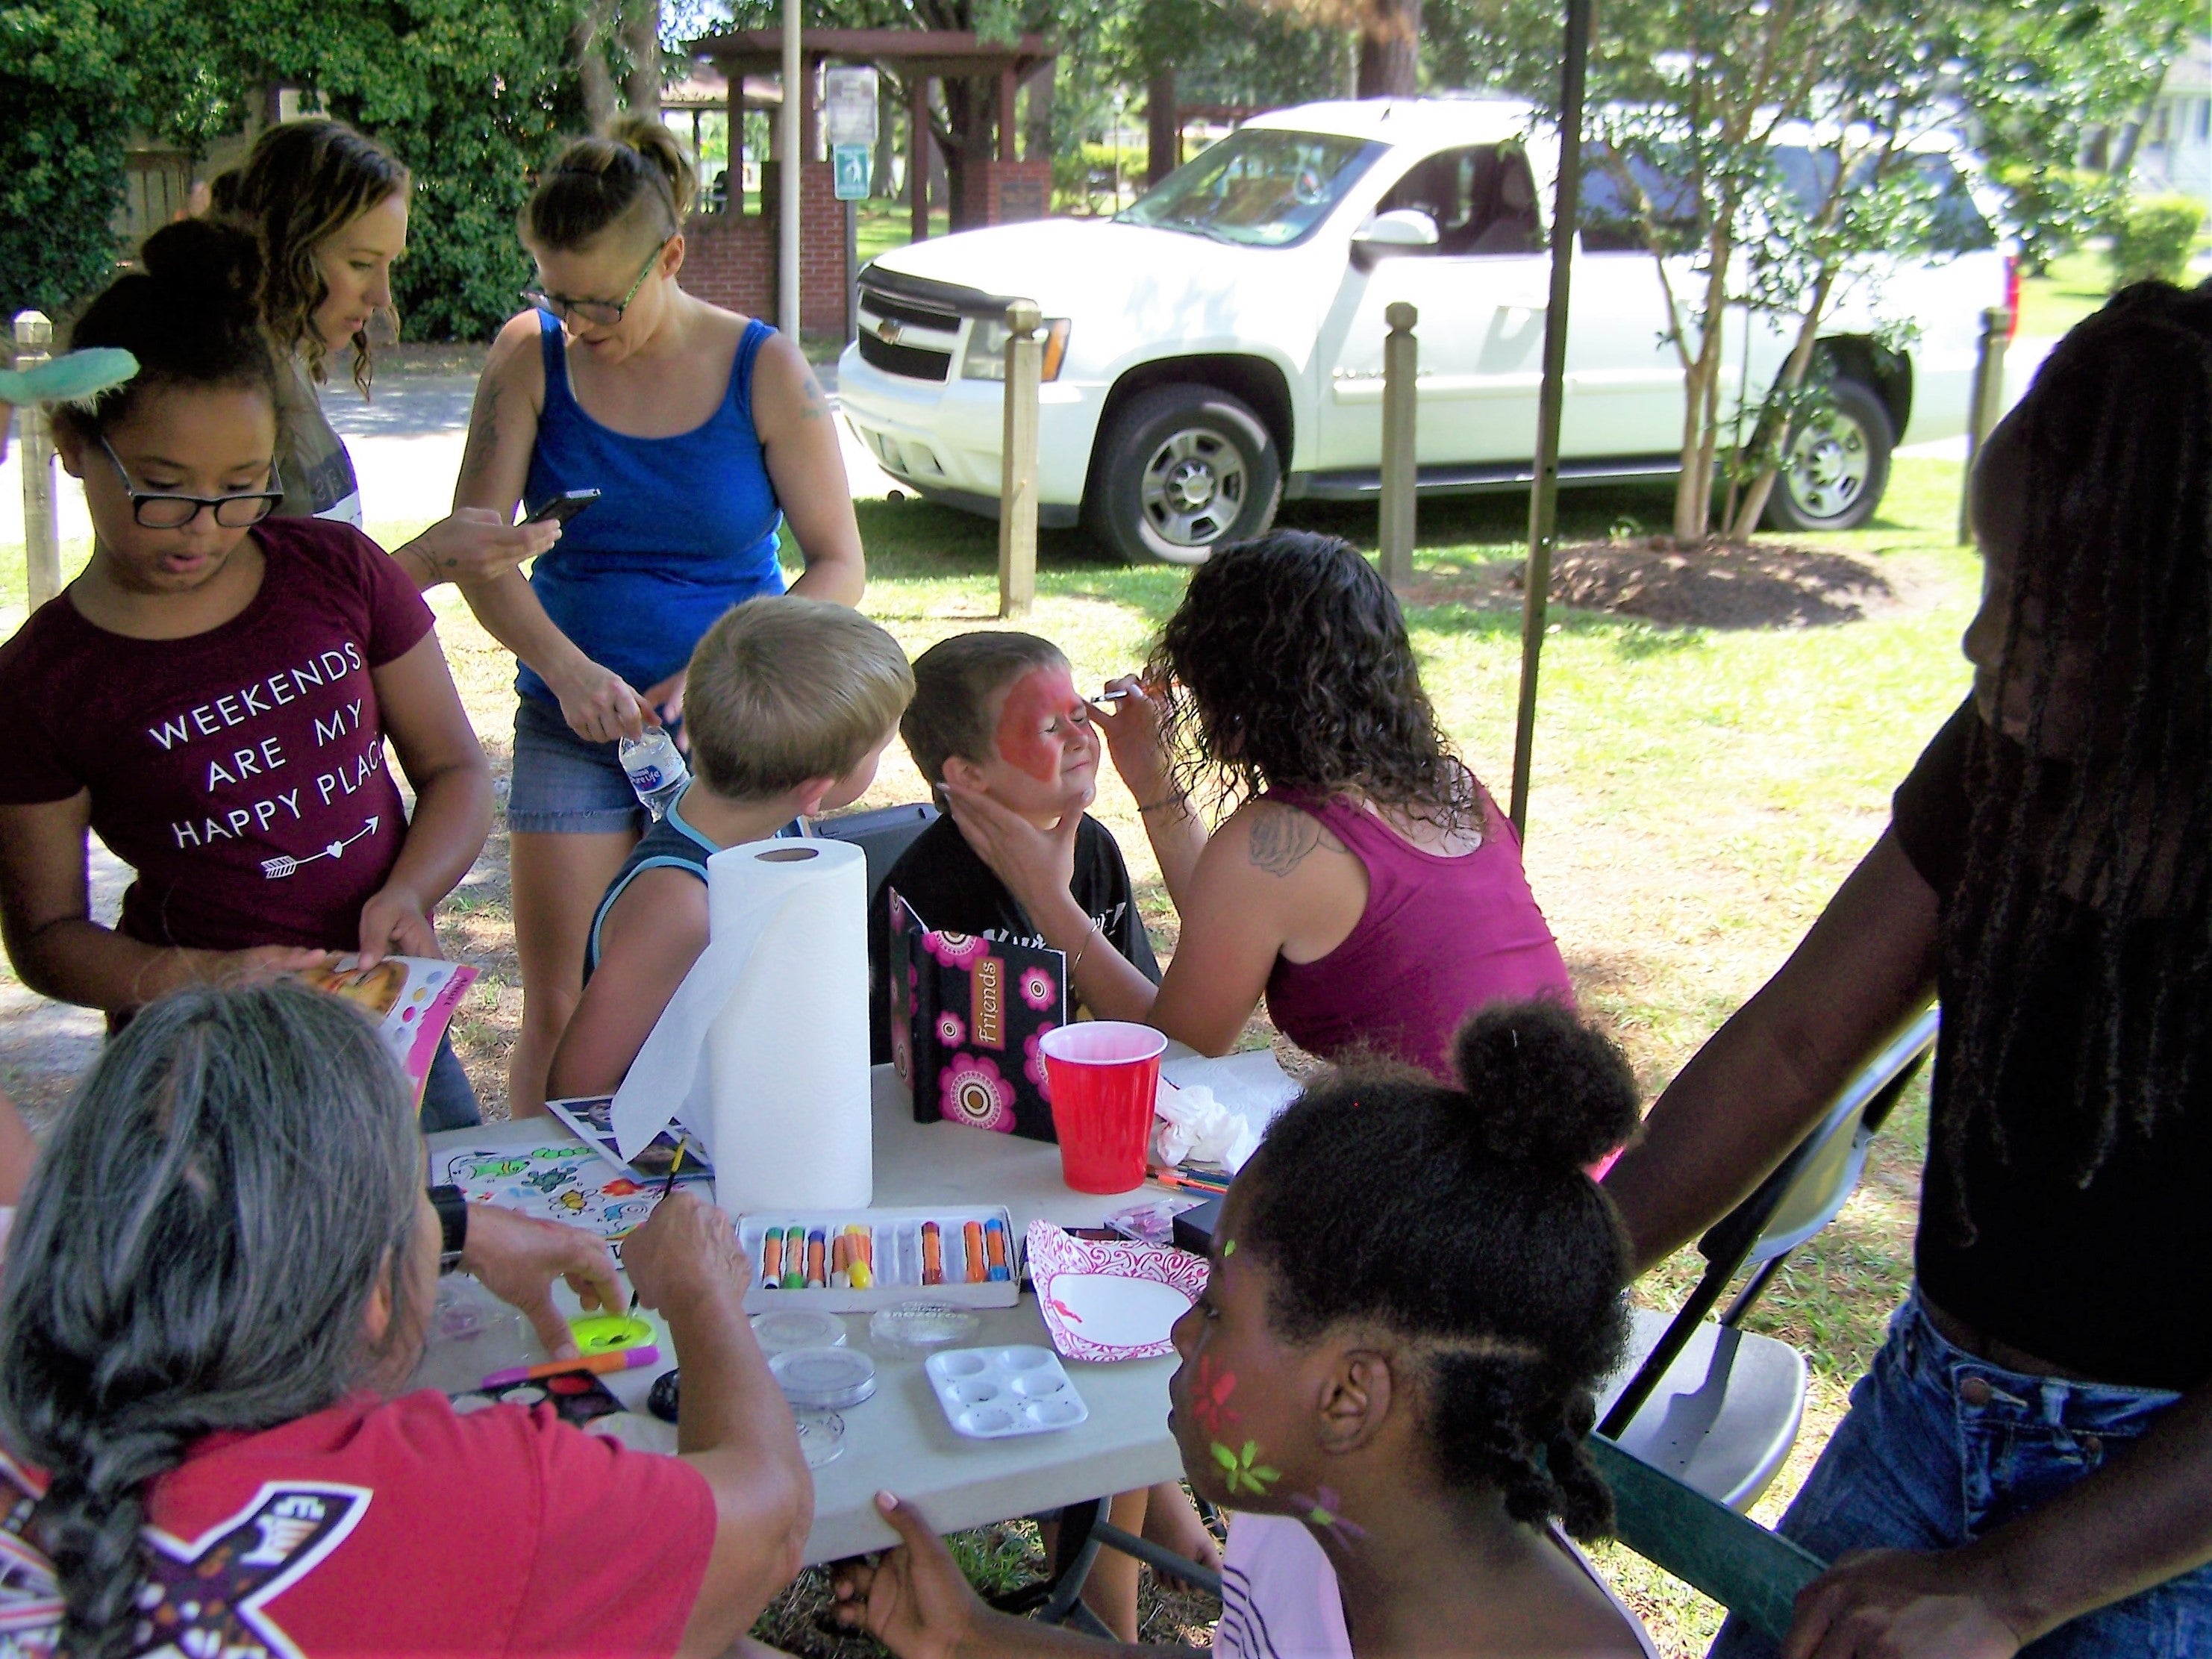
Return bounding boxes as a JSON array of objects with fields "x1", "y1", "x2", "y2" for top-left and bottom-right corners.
[{"x1": 524, "y1": 488, "x2": 602, "y2": 526}]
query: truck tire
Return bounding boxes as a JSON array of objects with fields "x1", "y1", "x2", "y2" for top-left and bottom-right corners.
[
  {"x1": 1764, "y1": 377, "x2": 1894, "y2": 534},
  {"x1": 1084, "y1": 384, "x2": 1283, "y2": 566}
]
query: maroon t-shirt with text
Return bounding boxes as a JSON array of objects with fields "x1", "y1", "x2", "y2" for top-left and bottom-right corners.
[{"x1": 0, "y1": 519, "x2": 434, "y2": 952}]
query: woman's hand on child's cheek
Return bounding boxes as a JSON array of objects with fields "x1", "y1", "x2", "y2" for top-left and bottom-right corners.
[
  {"x1": 828, "y1": 1493, "x2": 986, "y2": 1659},
  {"x1": 941, "y1": 781, "x2": 1078, "y2": 905},
  {"x1": 357, "y1": 884, "x2": 439, "y2": 969},
  {"x1": 551, "y1": 660, "x2": 650, "y2": 746}
]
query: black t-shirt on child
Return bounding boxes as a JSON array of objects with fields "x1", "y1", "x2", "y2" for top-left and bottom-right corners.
[
  {"x1": 1894, "y1": 699, "x2": 2212, "y2": 1389},
  {"x1": 867, "y1": 812, "x2": 1161, "y2": 1064}
]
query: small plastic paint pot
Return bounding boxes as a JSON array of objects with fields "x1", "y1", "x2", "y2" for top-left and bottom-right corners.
[
  {"x1": 569, "y1": 1313, "x2": 653, "y2": 1354},
  {"x1": 770, "y1": 1346, "x2": 878, "y2": 1412},
  {"x1": 751, "y1": 1309, "x2": 846, "y2": 1355},
  {"x1": 869, "y1": 1303, "x2": 979, "y2": 1352},
  {"x1": 796, "y1": 1411, "x2": 847, "y2": 1468},
  {"x1": 500, "y1": 1384, "x2": 547, "y2": 1406},
  {"x1": 647, "y1": 1369, "x2": 681, "y2": 1425}
]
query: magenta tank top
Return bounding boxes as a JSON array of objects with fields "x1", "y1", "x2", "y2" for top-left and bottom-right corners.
[{"x1": 1261, "y1": 785, "x2": 1572, "y2": 1078}]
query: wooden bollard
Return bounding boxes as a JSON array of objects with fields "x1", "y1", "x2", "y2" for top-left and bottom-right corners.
[
  {"x1": 1958, "y1": 306, "x2": 2009, "y2": 546},
  {"x1": 998, "y1": 300, "x2": 1043, "y2": 619},
  {"x1": 1378, "y1": 301, "x2": 1418, "y2": 589},
  {"x1": 13, "y1": 310, "x2": 61, "y2": 612}
]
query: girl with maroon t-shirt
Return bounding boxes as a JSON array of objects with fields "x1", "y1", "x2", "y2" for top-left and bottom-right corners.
[{"x1": 0, "y1": 220, "x2": 492, "y2": 1124}]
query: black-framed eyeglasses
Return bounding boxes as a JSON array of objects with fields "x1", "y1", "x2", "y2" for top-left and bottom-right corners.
[
  {"x1": 99, "y1": 437, "x2": 283, "y2": 529},
  {"x1": 521, "y1": 238, "x2": 671, "y2": 328}
]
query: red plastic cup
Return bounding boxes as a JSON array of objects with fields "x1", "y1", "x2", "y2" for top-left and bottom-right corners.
[{"x1": 1040, "y1": 1022, "x2": 1168, "y2": 1195}]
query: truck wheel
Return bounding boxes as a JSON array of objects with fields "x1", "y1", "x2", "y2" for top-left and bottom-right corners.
[
  {"x1": 1765, "y1": 377, "x2": 1894, "y2": 534},
  {"x1": 1085, "y1": 384, "x2": 1282, "y2": 566}
]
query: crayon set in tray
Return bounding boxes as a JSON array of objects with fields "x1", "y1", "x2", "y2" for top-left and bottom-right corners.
[{"x1": 737, "y1": 1206, "x2": 1023, "y2": 1313}]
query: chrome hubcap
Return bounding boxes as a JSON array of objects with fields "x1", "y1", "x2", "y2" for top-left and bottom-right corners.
[
  {"x1": 1140, "y1": 428, "x2": 1248, "y2": 547},
  {"x1": 1785, "y1": 410, "x2": 1872, "y2": 522}
]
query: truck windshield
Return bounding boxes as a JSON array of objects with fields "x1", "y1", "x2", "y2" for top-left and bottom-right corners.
[{"x1": 1119, "y1": 129, "x2": 1383, "y2": 247}]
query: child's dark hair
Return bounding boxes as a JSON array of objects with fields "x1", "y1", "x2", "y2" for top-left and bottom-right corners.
[
  {"x1": 1237, "y1": 1000, "x2": 1639, "y2": 1540},
  {"x1": 1147, "y1": 529, "x2": 1475, "y2": 831},
  {"x1": 1941, "y1": 280, "x2": 2212, "y2": 1237},
  {"x1": 524, "y1": 116, "x2": 696, "y2": 252},
  {"x1": 56, "y1": 219, "x2": 278, "y2": 441},
  {"x1": 902, "y1": 631, "x2": 1068, "y2": 793}
]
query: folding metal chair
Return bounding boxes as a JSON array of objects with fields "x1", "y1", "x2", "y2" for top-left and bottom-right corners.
[
  {"x1": 812, "y1": 801, "x2": 940, "y2": 904},
  {"x1": 1596, "y1": 1005, "x2": 1940, "y2": 1510}
]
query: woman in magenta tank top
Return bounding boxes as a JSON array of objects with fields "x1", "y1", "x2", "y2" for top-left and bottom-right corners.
[{"x1": 937, "y1": 530, "x2": 1572, "y2": 1077}]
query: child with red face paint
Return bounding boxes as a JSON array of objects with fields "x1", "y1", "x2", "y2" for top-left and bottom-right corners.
[
  {"x1": 832, "y1": 1002, "x2": 1657, "y2": 1659},
  {"x1": 867, "y1": 631, "x2": 1162, "y2": 1066},
  {"x1": 865, "y1": 632, "x2": 1193, "y2": 1637}
]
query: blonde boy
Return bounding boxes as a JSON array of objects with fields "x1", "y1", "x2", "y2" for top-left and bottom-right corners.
[{"x1": 547, "y1": 598, "x2": 913, "y2": 1099}]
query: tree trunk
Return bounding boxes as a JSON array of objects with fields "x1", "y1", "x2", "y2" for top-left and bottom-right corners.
[
  {"x1": 1356, "y1": 0, "x2": 1422, "y2": 99},
  {"x1": 1729, "y1": 266, "x2": 1837, "y2": 539},
  {"x1": 1672, "y1": 245, "x2": 1732, "y2": 543},
  {"x1": 1024, "y1": 62, "x2": 1055, "y2": 175},
  {"x1": 618, "y1": 0, "x2": 660, "y2": 116},
  {"x1": 938, "y1": 78, "x2": 993, "y2": 233},
  {"x1": 572, "y1": 0, "x2": 616, "y2": 132},
  {"x1": 875, "y1": 74, "x2": 901, "y2": 196},
  {"x1": 1146, "y1": 68, "x2": 1178, "y2": 186}
]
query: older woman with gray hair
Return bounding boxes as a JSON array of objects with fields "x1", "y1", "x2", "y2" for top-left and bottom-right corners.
[{"x1": 0, "y1": 982, "x2": 810, "y2": 1658}]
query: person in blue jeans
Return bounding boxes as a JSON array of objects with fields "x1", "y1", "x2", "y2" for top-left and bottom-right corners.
[
  {"x1": 1606, "y1": 281, "x2": 2212, "y2": 1658},
  {"x1": 449, "y1": 116, "x2": 865, "y2": 1113}
]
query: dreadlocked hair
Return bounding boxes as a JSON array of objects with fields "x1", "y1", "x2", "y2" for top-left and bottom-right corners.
[
  {"x1": 0, "y1": 984, "x2": 425, "y2": 1659},
  {"x1": 1146, "y1": 529, "x2": 1478, "y2": 831},
  {"x1": 1237, "y1": 999, "x2": 1640, "y2": 1540},
  {"x1": 1939, "y1": 279, "x2": 2212, "y2": 1240}
]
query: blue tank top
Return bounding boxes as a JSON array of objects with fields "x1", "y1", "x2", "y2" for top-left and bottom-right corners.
[
  {"x1": 583, "y1": 787, "x2": 807, "y2": 980},
  {"x1": 519, "y1": 311, "x2": 787, "y2": 704}
]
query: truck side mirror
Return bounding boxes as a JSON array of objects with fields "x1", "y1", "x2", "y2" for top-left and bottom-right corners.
[{"x1": 1351, "y1": 209, "x2": 1441, "y2": 269}]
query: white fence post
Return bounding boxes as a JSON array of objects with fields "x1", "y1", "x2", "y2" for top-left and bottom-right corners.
[
  {"x1": 13, "y1": 311, "x2": 62, "y2": 612},
  {"x1": 998, "y1": 300, "x2": 1043, "y2": 619},
  {"x1": 1378, "y1": 301, "x2": 1418, "y2": 589}
]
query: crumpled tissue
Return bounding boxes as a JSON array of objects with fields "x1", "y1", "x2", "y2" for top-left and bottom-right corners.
[{"x1": 1151, "y1": 1083, "x2": 1260, "y2": 1173}]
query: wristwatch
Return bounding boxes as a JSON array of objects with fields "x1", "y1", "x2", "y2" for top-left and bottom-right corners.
[{"x1": 428, "y1": 1184, "x2": 469, "y2": 1275}]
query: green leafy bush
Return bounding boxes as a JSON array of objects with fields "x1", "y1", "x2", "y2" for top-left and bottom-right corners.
[
  {"x1": 2110, "y1": 194, "x2": 2206, "y2": 290},
  {"x1": 0, "y1": 0, "x2": 126, "y2": 321},
  {"x1": 1996, "y1": 163, "x2": 2123, "y2": 276}
]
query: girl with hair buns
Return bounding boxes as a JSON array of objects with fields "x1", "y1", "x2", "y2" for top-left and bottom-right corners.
[
  {"x1": 207, "y1": 118, "x2": 561, "y2": 587},
  {"x1": 0, "y1": 981, "x2": 812, "y2": 1659},
  {"x1": 0, "y1": 220, "x2": 493, "y2": 1128},
  {"x1": 835, "y1": 1001, "x2": 1659, "y2": 1659},
  {"x1": 452, "y1": 116, "x2": 866, "y2": 1113}
]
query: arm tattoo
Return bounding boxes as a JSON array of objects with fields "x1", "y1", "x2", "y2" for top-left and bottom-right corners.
[
  {"x1": 456, "y1": 378, "x2": 506, "y2": 496},
  {"x1": 1246, "y1": 806, "x2": 1327, "y2": 878},
  {"x1": 798, "y1": 375, "x2": 828, "y2": 422}
]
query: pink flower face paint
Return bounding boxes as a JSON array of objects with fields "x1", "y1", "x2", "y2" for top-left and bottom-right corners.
[{"x1": 994, "y1": 665, "x2": 1094, "y2": 784}]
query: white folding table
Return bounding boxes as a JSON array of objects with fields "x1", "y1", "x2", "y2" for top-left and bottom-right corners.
[{"x1": 424, "y1": 1064, "x2": 1189, "y2": 1565}]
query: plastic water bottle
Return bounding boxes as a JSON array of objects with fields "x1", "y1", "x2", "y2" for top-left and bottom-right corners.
[{"x1": 618, "y1": 727, "x2": 690, "y2": 819}]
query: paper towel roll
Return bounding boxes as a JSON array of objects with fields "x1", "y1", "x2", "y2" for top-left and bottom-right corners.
[{"x1": 610, "y1": 837, "x2": 872, "y2": 1214}]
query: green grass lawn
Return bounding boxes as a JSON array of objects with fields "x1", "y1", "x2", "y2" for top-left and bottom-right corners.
[
  {"x1": 2016, "y1": 248, "x2": 2114, "y2": 339},
  {"x1": 0, "y1": 457, "x2": 1979, "y2": 1655}
]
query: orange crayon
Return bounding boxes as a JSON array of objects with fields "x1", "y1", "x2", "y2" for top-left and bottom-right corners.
[
  {"x1": 760, "y1": 1228, "x2": 784, "y2": 1288},
  {"x1": 963, "y1": 1219, "x2": 986, "y2": 1284},
  {"x1": 921, "y1": 1221, "x2": 944, "y2": 1286},
  {"x1": 806, "y1": 1228, "x2": 827, "y2": 1288}
]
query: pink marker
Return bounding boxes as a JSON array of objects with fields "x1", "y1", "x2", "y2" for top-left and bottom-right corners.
[{"x1": 479, "y1": 1345, "x2": 660, "y2": 1390}]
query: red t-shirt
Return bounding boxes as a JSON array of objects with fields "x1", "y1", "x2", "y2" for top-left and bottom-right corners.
[
  {"x1": 0, "y1": 519, "x2": 433, "y2": 952},
  {"x1": 0, "y1": 1390, "x2": 716, "y2": 1657}
]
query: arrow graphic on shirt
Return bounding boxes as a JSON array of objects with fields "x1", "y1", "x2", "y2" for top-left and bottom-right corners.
[{"x1": 260, "y1": 816, "x2": 381, "y2": 880}]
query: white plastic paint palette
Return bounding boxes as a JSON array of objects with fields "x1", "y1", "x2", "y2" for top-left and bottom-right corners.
[{"x1": 925, "y1": 1346, "x2": 1090, "y2": 1440}]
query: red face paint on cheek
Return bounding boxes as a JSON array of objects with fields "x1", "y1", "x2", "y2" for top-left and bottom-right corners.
[{"x1": 995, "y1": 667, "x2": 1083, "y2": 783}]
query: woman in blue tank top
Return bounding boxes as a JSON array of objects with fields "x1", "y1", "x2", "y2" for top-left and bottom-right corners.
[{"x1": 452, "y1": 116, "x2": 866, "y2": 1113}]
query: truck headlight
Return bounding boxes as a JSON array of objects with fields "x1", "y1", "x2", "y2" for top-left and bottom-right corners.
[{"x1": 963, "y1": 317, "x2": 1071, "y2": 382}]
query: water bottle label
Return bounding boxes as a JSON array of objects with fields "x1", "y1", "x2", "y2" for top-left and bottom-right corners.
[{"x1": 629, "y1": 764, "x2": 666, "y2": 792}]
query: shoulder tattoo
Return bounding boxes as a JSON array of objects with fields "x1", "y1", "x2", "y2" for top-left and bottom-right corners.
[{"x1": 1246, "y1": 805, "x2": 1328, "y2": 878}]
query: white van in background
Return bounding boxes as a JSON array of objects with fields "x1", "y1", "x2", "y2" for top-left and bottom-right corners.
[{"x1": 837, "y1": 97, "x2": 2011, "y2": 564}]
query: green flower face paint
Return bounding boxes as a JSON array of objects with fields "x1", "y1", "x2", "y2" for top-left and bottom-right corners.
[{"x1": 1211, "y1": 1439, "x2": 1281, "y2": 1497}]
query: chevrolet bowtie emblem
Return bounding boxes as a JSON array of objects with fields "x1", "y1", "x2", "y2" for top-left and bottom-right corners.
[{"x1": 876, "y1": 319, "x2": 902, "y2": 345}]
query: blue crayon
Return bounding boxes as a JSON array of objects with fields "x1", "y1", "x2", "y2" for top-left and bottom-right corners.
[{"x1": 984, "y1": 1217, "x2": 1012, "y2": 1282}]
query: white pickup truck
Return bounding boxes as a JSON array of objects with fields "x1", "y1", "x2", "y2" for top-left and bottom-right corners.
[{"x1": 837, "y1": 97, "x2": 2011, "y2": 564}]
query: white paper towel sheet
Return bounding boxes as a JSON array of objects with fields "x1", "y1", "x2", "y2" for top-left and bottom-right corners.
[{"x1": 610, "y1": 837, "x2": 873, "y2": 1213}]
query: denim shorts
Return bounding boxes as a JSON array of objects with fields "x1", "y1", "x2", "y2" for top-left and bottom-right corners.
[
  {"x1": 1711, "y1": 1288, "x2": 2212, "y2": 1658},
  {"x1": 507, "y1": 696, "x2": 648, "y2": 837},
  {"x1": 419, "y1": 1033, "x2": 481, "y2": 1134}
]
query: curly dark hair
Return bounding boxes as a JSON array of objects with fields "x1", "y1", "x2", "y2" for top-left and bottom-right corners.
[
  {"x1": 1146, "y1": 529, "x2": 1476, "y2": 829},
  {"x1": 1938, "y1": 280, "x2": 2212, "y2": 1232},
  {"x1": 1236, "y1": 999, "x2": 1640, "y2": 1540}
]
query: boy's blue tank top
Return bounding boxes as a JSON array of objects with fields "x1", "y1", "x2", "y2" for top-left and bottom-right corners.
[{"x1": 519, "y1": 310, "x2": 786, "y2": 704}]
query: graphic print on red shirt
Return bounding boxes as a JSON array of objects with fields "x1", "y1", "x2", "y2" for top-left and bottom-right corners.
[
  {"x1": 0, "y1": 519, "x2": 435, "y2": 952},
  {"x1": 0, "y1": 1390, "x2": 716, "y2": 1658}
]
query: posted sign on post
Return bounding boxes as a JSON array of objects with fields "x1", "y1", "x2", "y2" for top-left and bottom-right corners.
[{"x1": 825, "y1": 66, "x2": 878, "y2": 201}]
